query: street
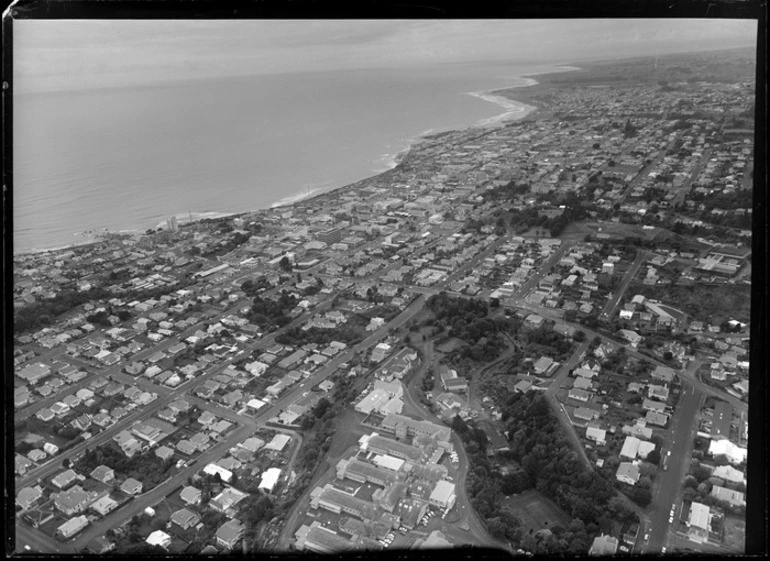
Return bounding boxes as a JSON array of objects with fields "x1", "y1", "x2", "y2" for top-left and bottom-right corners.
[
  {"x1": 600, "y1": 250, "x2": 648, "y2": 319},
  {"x1": 15, "y1": 290, "x2": 429, "y2": 553},
  {"x1": 643, "y1": 384, "x2": 703, "y2": 553}
]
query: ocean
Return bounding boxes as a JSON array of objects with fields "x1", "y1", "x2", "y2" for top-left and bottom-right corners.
[{"x1": 13, "y1": 62, "x2": 556, "y2": 253}]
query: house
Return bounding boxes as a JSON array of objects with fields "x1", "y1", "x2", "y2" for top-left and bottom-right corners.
[
  {"x1": 190, "y1": 432, "x2": 210, "y2": 451},
  {"x1": 52, "y1": 469, "x2": 79, "y2": 490},
  {"x1": 114, "y1": 431, "x2": 143, "y2": 457},
  {"x1": 264, "y1": 433, "x2": 291, "y2": 452},
  {"x1": 615, "y1": 462, "x2": 640, "y2": 485},
  {"x1": 513, "y1": 379, "x2": 532, "y2": 393},
  {"x1": 585, "y1": 426, "x2": 606, "y2": 445},
  {"x1": 648, "y1": 384, "x2": 669, "y2": 401},
  {"x1": 620, "y1": 436, "x2": 655, "y2": 460},
  {"x1": 57, "y1": 515, "x2": 89, "y2": 539},
  {"x1": 571, "y1": 406, "x2": 597, "y2": 422},
  {"x1": 589, "y1": 534, "x2": 619, "y2": 556},
  {"x1": 120, "y1": 477, "x2": 143, "y2": 495},
  {"x1": 170, "y1": 507, "x2": 201, "y2": 530},
  {"x1": 573, "y1": 377, "x2": 592, "y2": 390},
  {"x1": 533, "y1": 356, "x2": 556, "y2": 375},
  {"x1": 44, "y1": 441, "x2": 59, "y2": 455},
  {"x1": 35, "y1": 407, "x2": 55, "y2": 422},
  {"x1": 155, "y1": 445, "x2": 175, "y2": 461},
  {"x1": 712, "y1": 465, "x2": 746, "y2": 485},
  {"x1": 176, "y1": 440, "x2": 197, "y2": 456},
  {"x1": 28, "y1": 449, "x2": 47, "y2": 463},
  {"x1": 642, "y1": 398, "x2": 666, "y2": 413},
  {"x1": 203, "y1": 462, "x2": 233, "y2": 483},
  {"x1": 240, "y1": 437, "x2": 265, "y2": 453},
  {"x1": 90, "y1": 465, "x2": 115, "y2": 484},
  {"x1": 259, "y1": 467, "x2": 282, "y2": 492},
  {"x1": 651, "y1": 365, "x2": 676, "y2": 383},
  {"x1": 708, "y1": 439, "x2": 747, "y2": 465},
  {"x1": 210, "y1": 487, "x2": 249, "y2": 514},
  {"x1": 568, "y1": 388, "x2": 591, "y2": 402},
  {"x1": 90, "y1": 495, "x2": 119, "y2": 517},
  {"x1": 146, "y1": 530, "x2": 172, "y2": 550},
  {"x1": 180, "y1": 486, "x2": 203, "y2": 506},
  {"x1": 216, "y1": 518, "x2": 245, "y2": 549},
  {"x1": 16, "y1": 455, "x2": 34, "y2": 476},
  {"x1": 711, "y1": 485, "x2": 746, "y2": 507},
  {"x1": 54, "y1": 485, "x2": 92, "y2": 516},
  {"x1": 687, "y1": 502, "x2": 712, "y2": 543},
  {"x1": 645, "y1": 411, "x2": 668, "y2": 427},
  {"x1": 16, "y1": 486, "x2": 44, "y2": 511},
  {"x1": 618, "y1": 329, "x2": 642, "y2": 347}
]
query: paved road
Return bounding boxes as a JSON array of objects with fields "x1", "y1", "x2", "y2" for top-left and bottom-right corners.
[
  {"x1": 14, "y1": 301, "x2": 328, "y2": 490},
  {"x1": 644, "y1": 384, "x2": 704, "y2": 554},
  {"x1": 543, "y1": 338, "x2": 594, "y2": 469},
  {"x1": 673, "y1": 148, "x2": 712, "y2": 207},
  {"x1": 516, "y1": 300, "x2": 748, "y2": 416},
  {"x1": 17, "y1": 293, "x2": 430, "y2": 553},
  {"x1": 616, "y1": 134, "x2": 680, "y2": 205},
  {"x1": 15, "y1": 302, "x2": 246, "y2": 421},
  {"x1": 397, "y1": 347, "x2": 503, "y2": 550},
  {"x1": 14, "y1": 519, "x2": 63, "y2": 554},
  {"x1": 600, "y1": 250, "x2": 648, "y2": 319},
  {"x1": 514, "y1": 241, "x2": 575, "y2": 301}
]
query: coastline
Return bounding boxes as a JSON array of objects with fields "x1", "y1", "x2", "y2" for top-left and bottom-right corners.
[{"x1": 14, "y1": 64, "x2": 581, "y2": 259}]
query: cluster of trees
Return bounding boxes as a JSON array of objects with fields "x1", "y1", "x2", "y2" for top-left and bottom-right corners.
[
  {"x1": 240, "y1": 276, "x2": 273, "y2": 296},
  {"x1": 483, "y1": 181, "x2": 532, "y2": 202},
  {"x1": 201, "y1": 231, "x2": 252, "y2": 258},
  {"x1": 75, "y1": 444, "x2": 173, "y2": 489},
  {"x1": 14, "y1": 286, "x2": 111, "y2": 333},
  {"x1": 85, "y1": 307, "x2": 131, "y2": 327},
  {"x1": 246, "y1": 291, "x2": 298, "y2": 330},
  {"x1": 289, "y1": 377, "x2": 359, "y2": 510},
  {"x1": 426, "y1": 293, "x2": 514, "y2": 365},
  {"x1": 456, "y1": 390, "x2": 640, "y2": 554},
  {"x1": 520, "y1": 325, "x2": 574, "y2": 363},
  {"x1": 239, "y1": 493, "x2": 276, "y2": 550},
  {"x1": 275, "y1": 324, "x2": 362, "y2": 348},
  {"x1": 683, "y1": 473, "x2": 743, "y2": 519},
  {"x1": 22, "y1": 415, "x2": 82, "y2": 443}
]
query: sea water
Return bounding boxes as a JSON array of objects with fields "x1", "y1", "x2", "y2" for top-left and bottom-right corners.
[{"x1": 13, "y1": 61, "x2": 556, "y2": 253}]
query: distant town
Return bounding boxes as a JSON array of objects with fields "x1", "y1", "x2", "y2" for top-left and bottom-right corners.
[{"x1": 13, "y1": 48, "x2": 752, "y2": 555}]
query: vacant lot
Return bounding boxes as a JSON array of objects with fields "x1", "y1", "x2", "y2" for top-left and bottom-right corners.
[
  {"x1": 634, "y1": 284, "x2": 751, "y2": 325},
  {"x1": 501, "y1": 489, "x2": 572, "y2": 534},
  {"x1": 722, "y1": 516, "x2": 745, "y2": 553}
]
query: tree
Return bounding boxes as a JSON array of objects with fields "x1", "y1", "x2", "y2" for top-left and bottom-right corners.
[
  {"x1": 646, "y1": 449, "x2": 661, "y2": 466},
  {"x1": 279, "y1": 256, "x2": 292, "y2": 272}
]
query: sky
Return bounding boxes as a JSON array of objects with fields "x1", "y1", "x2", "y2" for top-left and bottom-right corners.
[{"x1": 14, "y1": 19, "x2": 757, "y2": 92}]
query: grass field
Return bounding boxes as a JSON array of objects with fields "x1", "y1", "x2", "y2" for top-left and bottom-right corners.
[
  {"x1": 633, "y1": 283, "x2": 751, "y2": 325},
  {"x1": 722, "y1": 516, "x2": 746, "y2": 553},
  {"x1": 502, "y1": 489, "x2": 572, "y2": 534}
]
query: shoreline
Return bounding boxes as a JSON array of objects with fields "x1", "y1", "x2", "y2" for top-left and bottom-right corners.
[{"x1": 14, "y1": 64, "x2": 581, "y2": 259}]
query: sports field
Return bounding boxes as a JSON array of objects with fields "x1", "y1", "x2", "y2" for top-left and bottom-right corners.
[{"x1": 502, "y1": 489, "x2": 572, "y2": 534}]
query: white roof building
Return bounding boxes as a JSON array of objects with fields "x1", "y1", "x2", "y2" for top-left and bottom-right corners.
[
  {"x1": 203, "y1": 463, "x2": 233, "y2": 483},
  {"x1": 708, "y1": 439, "x2": 747, "y2": 465},
  {"x1": 246, "y1": 398, "x2": 267, "y2": 410},
  {"x1": 428, "y1": 480, "x2": 456, "y2": 510},
  {"x1": 585, "y1": 426, "x2": 606, "y2": 445},
  {"x1": 259, "y1": 467, "x2": 282, "y2": 492},
  {"x1": 373, "y1": 454, "x2": 405, "y2": 472},
  {"x1": 146, "y1": 530, "x2": 172, "y2": 549},
  {"x1": 265, "y1": 433, "x2": 291, "y2": 452}
]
